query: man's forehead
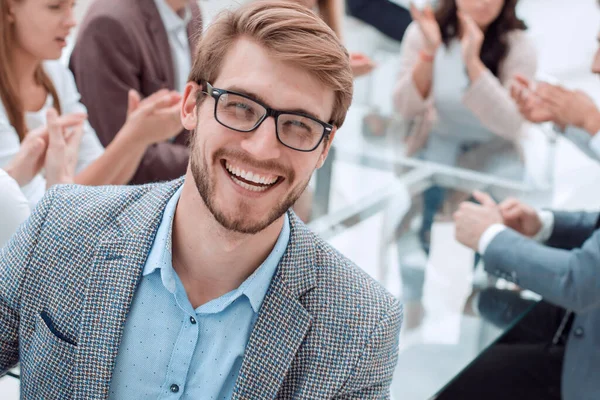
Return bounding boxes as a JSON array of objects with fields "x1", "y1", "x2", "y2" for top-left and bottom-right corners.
[{"x1": 215, "y1": 40, "x2": 335, "y2": 121}]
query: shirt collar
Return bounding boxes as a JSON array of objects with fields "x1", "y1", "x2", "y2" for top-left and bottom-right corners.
[
  {"x1": 153, "y1": 0, "x2": 191, "y2": 33},
  {"x1": 144, "y1": 182, "x2": 291, "y2": 314}
]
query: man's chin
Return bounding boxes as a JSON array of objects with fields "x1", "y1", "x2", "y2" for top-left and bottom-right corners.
[{"x1": 213, "y1": 212, "x2": 280, "y2": 235}]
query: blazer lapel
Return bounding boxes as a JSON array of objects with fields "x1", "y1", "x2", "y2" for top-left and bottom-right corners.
[
  {"x1": 71, "y1": 180, "x2": 183, "y2": 399},
  {"x1": 232, "y1": 213, "x2": 318, "y2": 399},
  {"x1": 140, "y1": 0, "x2": 175, "y2": 90}
]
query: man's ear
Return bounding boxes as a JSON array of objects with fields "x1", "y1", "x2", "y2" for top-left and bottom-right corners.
[
  {"x1": 316, "y1": 127, "x2": 337, "y2": 169},
  {"x1": 181, "y1": 82, "x2": 200, "y2": 131}
]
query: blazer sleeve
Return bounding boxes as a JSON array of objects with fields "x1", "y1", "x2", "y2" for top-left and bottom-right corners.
[
  {"x1": 69, "y1": 16, "x2": 189, "y2": 184},
  {"x1": 392, "y1": 22, "x2": 431, "y2": 118},
  {"x1": 462, "y1": 30, "x2": 538, "y2": 140},
  {"x1": 484, "y1": 227, "x2": 600, "y2": 313},
  {"x1": 334, "y1": 299, "x2": 402, "y2": 399},
  {"x1": 0, "y1": 185, "x2": 58, "y2": 374},
  {"x1": 545, "y1": 211, "x2": 600, "y2": 250}
]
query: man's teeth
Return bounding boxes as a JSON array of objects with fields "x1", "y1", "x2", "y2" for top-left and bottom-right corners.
[
  {"x1": 231, "y1": 175, "x2": 270, "y2": 192},
  {"x1": 225, "y1": 161, "x2": 278, "y2": 186}
]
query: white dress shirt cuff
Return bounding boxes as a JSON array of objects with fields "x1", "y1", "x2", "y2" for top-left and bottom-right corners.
[
  {"x1": 589, "y1": 132, "x2": 600, "y2": 158},
  {"x1": 478, "y1": 224, "x2": 507, "y2": 254},
  {"x1": 478, "y1": 210, "x2": 554, "y2": 255},
  {"x1": 531, "y1": 210, "x2": 554, "y2": 243}
]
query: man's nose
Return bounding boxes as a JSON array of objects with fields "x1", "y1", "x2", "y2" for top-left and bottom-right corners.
[{"x1": 239, "y1": 117, "x2": 282, "y2": 160}]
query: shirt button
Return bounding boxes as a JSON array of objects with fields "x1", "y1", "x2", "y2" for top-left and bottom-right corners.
[
  {"x1": 170, "y1": 384, "x2": 180, "y2": 393},
  {"x1": 573, "y1": 327, "x2": 584, "y2": 338},
  {"x1": 190, "y1": 316, "x2": 197, "y2": 324}
]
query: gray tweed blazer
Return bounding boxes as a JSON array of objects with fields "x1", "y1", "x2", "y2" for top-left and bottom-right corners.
[{"x1": 0, "y1": 179, "x2": 402, "y2": 399}]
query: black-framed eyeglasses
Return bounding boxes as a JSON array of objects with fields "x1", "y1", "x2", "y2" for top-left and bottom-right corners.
[{"x1": 200, "y1": 81, "x2": 333, "y2": 152}]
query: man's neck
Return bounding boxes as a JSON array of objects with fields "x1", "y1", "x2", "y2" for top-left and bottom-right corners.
[
  {"x1": 171, "y1": 173, "x2": 285, "y2": 308},
  {"x1": 164, "y1": 0, "x2": 188, "y2": 16}
]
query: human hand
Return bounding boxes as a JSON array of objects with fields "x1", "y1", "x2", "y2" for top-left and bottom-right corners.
[
  {"x1": 510, "y1": 75, "x2": 557, "y2": 124},
  {"x1": 410, "y1": 2, "x2": 442, "y2": 55},
  {"x1": 5, "y1": 111, "x2": 87, "y2": 186},
  {"x1": 124, "y1": 89, "x2": 183, "y2": 145},
  {"x1": 350, "y1": 52, "x2": 376, "y2": 77},
  {"x1": 453, "y1": 191, "x2": 503, "y2": 250},
  {"x1": 44, "y1": 108, "x2": 85, "y2": 188},
  {"x1": 498, "y1": 197, "x2": 541, "y2": 238},
  {"x1": 535, "y1": 83, "x2": 600, "y2": 135},
  {"x1": 458, "y1": 12, "x2": 484, "y2": 65}
]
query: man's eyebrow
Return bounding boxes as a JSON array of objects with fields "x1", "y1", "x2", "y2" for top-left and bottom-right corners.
[{"x1": 226, "y1": 86, "x2": 325, "y2": 122}]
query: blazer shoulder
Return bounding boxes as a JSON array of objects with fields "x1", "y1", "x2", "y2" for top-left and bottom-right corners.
[
  {"x1": 43, "y1": 182, "x2": 171, "y2": 229},
  {"x1": 312, "y1": 233, "x2": 401, "y2": 319}
]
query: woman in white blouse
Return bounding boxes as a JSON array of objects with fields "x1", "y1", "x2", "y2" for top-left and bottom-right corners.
[
  {"x1": 1, "y1": 107, "x2": 80, "y2": 247},
  {"x1": 394, "y1": 0, "x2": 537, "y2": 254},
  {"x1": 1, "y1": 0, "x2": 183, "y2": 206}
]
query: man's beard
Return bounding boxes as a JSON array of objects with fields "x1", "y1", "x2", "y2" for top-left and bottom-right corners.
[{"x1": 190, "y1": 147, "x2": 310, "y2": 234}]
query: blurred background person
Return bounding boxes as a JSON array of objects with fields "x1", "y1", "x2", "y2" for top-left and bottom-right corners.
[
  {"x1": 511, "y1": 43, "x2": 600, "y2": 161},
  {"x1": 69, "y1": 0, "x2": 203, "y2": 184},
  {"x1": 0, "y1": 0, "x2": 183, "y2": 206},
  {"x1": 449, "y1": 190, "x2": 600, "y2": 400},
  {"x1": 393, "y1": 0, "x2": 537, "y2": 254}
]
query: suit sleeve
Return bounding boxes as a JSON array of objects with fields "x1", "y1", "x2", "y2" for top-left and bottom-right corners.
[
  {"x1": 0, "y1": 186, "x2": 58, "y2": 374},
  {"x1": 484, "y1": 227, "x2": 600, "y2": 313},
  {"x1": 69, "y1": 16, "x2": 189, "y2": 185},
  {"x1": 334, "y1": 299, "x2": 402, "y2": 399},
  {"x1": 545, "y1": 211, "x2": 600, "y2": 250}
]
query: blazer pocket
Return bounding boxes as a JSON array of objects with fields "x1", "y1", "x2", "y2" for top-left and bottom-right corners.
[{"x1": 22, "y1": 312, "x2": 77, "y2": 398}]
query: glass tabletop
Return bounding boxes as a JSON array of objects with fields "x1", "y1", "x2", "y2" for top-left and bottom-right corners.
[{"x1": 308, "y1": 104, "x2": 553, "y2": 399}]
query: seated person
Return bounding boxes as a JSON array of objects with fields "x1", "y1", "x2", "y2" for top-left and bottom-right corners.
[
  {"x1": 346, "y1": 0, "x2": 412, "y2": 43},
  {"x1": 451, "y1": 191, "x2": 600, "y2": 399},
  {"x1": 69, "y1": 0, "x2": 203, "y2": 184},
  {"x1": 1, "y1": 108, "x2": 82, "y2": 246},
  {"x1": 0, "y1": 3, "x2": 402, "y2": 398},
  {"x1": 511, "y1": 70, "x2": 600, "y2": 161},
  {"x1": 393, "y1": 0, "x2": 537, "y2": 253},
  {"x1": 0, "y1": 0, "x2": 183, "y2": 206}
]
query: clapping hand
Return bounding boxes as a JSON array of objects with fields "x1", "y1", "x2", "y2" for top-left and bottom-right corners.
[
  {"x1": 453, "y1": 191, "x2": 503, "y2": 250},
  {"x1": 510, "y1": 74, "x2": 557, "y2": 124},
  {"x1": 124, "y1": 89, "x2": 183, "y2": 145},
  {"x1": 410, "y1": 2, "x2": 442, "y2": 56},
  {"x1": 458, "y1": 12, "x2": 484, "y2": 65},
  {"x1": 350, "y1": 52, "x2": 376, "y2": 77},
  {"x1": 5, "y1": 111, "x2": 87, "y2": 187},
  {"x1": 44, "y1": 108, "x2": 85, "y2": 188},
  {"x1": 535, "y1": 83, "x2": 600, "y2": 134},
  {"x1": 498, "y1": 197, "x2": 542, "y2": 238}
]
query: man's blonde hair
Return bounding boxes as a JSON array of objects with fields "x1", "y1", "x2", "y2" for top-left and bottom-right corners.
[{"x1": 188, "y1": 0, "x2": 353, "y2": 128}]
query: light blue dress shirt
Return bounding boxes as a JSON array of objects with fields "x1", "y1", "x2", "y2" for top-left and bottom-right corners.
[{"x1": 108, "y1": 185, "x2": 290, "y2": 399}]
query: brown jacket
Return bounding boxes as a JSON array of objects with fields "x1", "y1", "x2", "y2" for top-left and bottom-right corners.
[{"x1": 69, "y1": 0, "x2": 202, "y2": 184}]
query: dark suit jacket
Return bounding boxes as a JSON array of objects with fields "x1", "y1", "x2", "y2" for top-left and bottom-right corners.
[
  {"x1": 69, "y1": 0, "x2": 202, "y2": 184},
  {"x1": 346, "y1": 0, "x2": 411, "y2": 42},
  {"x1": 484, "y1": 211, "x2": 600, "y2": 400}
]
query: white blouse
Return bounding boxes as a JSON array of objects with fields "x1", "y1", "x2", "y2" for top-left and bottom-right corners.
[
  {"x1": 0, "y1": 169, "x2": 30, "y2": 248},
  {"x1": 0, "y1": 61, "x2": 104, "y2": 206}
]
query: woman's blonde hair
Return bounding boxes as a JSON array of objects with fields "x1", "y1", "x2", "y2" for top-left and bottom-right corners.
[
  {"x1": 189, "y1": 0, "x2": 353, "y2": 128},
  {"x1": 0, "y1": 0, "x2": 62, "y2": 141}
]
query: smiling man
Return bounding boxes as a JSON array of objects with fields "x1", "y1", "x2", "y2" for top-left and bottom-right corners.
[{"x1": 0, "y1": 2, "x2": 402, "y2": 399}]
